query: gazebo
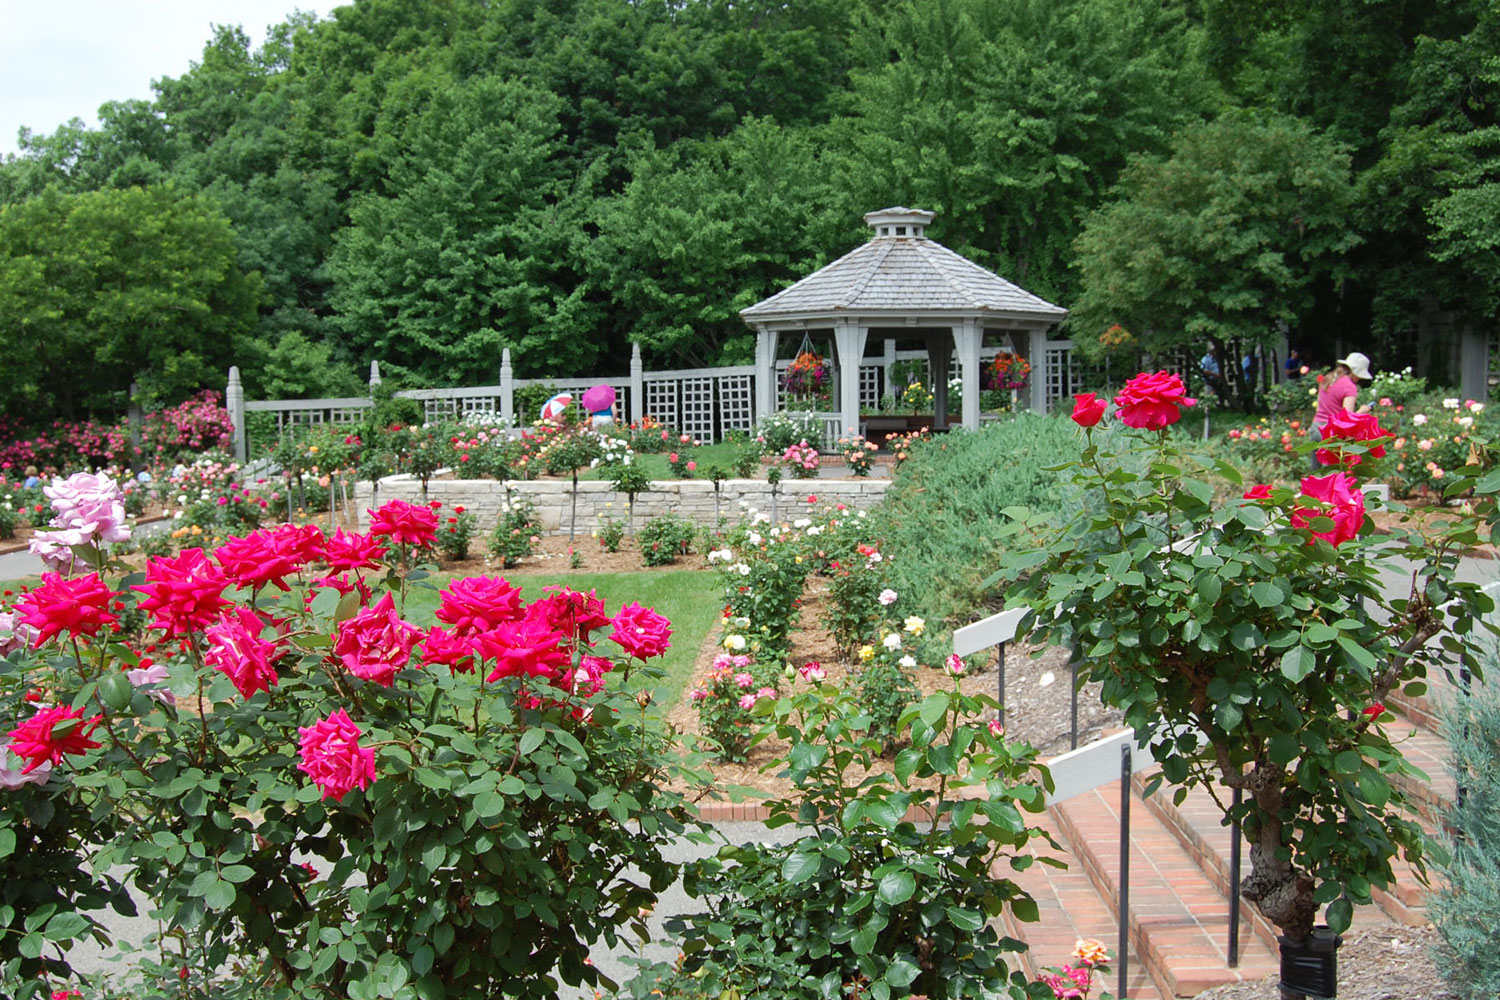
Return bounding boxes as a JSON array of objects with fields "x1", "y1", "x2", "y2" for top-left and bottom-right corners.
[{"x1": 741, "y1": 207, "x2": 1067, "y2": 437}]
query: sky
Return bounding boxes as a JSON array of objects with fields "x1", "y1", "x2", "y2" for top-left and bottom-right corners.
[{"x1": 0, "y1": 0, "x2": 343, "y2": 158}]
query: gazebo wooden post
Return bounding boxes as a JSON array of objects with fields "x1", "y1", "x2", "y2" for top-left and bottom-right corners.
[
  {"x1": 834, "y1": 318, "x2": 867, "y2": 438},
  {"x1": 954, "y1": 320, "x2": 982, "y2": 431},
  {"x1": 755, "y1": 325, "x2": 778, "y2": 423},
  {"x1": 928, "y1": 336, "x2": 953, "y2": 430}
]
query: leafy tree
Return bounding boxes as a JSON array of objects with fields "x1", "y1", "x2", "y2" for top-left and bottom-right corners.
[
  {"x1": 589, "y1": 119, "x2": 850, "y2": 368},
  {"x1": 0, "y1": 185, "x2": 261, "y2": 421},
  {"x1": 1070, "y1": 111, "x2": 1358, "y2": 408},
  {"x1": 327, "y1": 75, "x2": 597, "y2": 383},
  {"x1": 835, "y1": 0, "x2": 1211, "y2": 302}
]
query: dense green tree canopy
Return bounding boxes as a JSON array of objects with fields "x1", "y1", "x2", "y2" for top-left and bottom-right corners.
[
  {"x1": 1069, "y1": 111, "x2": 1359, "y2": 406},
  {"x1": 0, "y1": 185, "x2": 261, "y2": 419},
  {"x1": 0, "y1": 0, "x2": 1496, "y2": 424}
]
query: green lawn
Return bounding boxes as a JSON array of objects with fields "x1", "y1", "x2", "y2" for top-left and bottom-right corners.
[{"x1": 392, "y1": 569, "x2": 720, "y2": 707}]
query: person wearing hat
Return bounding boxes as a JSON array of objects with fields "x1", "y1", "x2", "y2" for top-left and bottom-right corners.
[{"x1": 1313, "y1": 352, "x2": 1373, "y2": 431}]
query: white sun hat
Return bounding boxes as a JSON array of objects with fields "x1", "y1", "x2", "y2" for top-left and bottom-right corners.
[{"x1": 1338, "y1": 352, "x2": 1372, "y2": 380}]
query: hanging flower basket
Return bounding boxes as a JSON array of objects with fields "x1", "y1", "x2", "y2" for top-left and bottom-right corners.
[
  {"x1": 984, "y1": 352, "x2": 1031, "y2": 391},
  {"x1": 783, "y1": 352, "x2": 830, "y2": 399}
]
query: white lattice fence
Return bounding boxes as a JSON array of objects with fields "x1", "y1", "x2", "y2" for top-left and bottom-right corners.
[{"x1": 643, "y1": 369, "x2": 758, "y2": 442}]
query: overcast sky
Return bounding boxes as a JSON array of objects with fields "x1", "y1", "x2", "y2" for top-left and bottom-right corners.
[{"x1": 0, "y1": 0, "x2": 344, "y2": 158}]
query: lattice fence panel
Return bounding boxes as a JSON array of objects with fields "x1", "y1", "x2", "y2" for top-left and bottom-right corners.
[
  {"x1": 422, "y1": 398, "x2": 458, "y2": 421},
  {"x1": 859, "y1": 366, "x2": 882, "y2": 409},
  {"x1": 717, "y1": 374, "x2": 755, "y2": 437},
  {"x1": 644, "y1": 381, "x2": 679, "y2": 432},
  {"x1": 1043, "y1": 346, "x2": 1074, "y2": 413},
  {"x1": 328, "y1": 406, "x2": 370, "y2": 424},
  {"x1": 679, "y1": 378, "x2": 716, "y2": 444}
]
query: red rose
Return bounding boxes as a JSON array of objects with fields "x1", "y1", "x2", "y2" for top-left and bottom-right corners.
[
  {"x1": 1316, "y1": 410, "x2": 1390, "y2": 467},
  {"x1": 1292, "y1": 472, "x2": 1366, "y2": 546},
  {"x1": 1113, "y1": 372, "x2": 1197, "y2": 430},
  {"x1": 367, "y1": 499, "x2": 438, "y2": 547},
  {"x1": 1071, "y1": 393, "x2": 1107, "y2": 427},
  {"x1": 1242, "y1": 484, "x2": 1273, "y2": 501},
  {"x1": 609, "y1": 601, "x2": 673, "y2": 660}
]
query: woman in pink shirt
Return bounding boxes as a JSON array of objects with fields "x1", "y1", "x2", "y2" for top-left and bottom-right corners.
[{"x1": 1314, "y1": 352, "x2": 1372, "y2": 430}]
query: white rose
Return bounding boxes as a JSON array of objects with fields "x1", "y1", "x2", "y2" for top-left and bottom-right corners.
[{"x1": 882, "y1": 633, "x2": 902, "y2": 651}]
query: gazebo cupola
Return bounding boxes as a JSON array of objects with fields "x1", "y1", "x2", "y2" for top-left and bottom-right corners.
[{"x1": 741, "y1": 207, "x2": 1067, "y2": 438}]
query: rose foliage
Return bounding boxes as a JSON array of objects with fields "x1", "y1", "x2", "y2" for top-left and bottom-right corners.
[
  {"x1": 0, "y1": 503, "x2": 697, "y2": 999},
  {"x1": 999, "y1": 386, "x2": 1493, "y2": 944}
]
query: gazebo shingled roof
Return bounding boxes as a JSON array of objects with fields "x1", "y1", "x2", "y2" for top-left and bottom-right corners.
[
  {"x1": 740, "y1": 207, "x2": 1067, "y2": 436},
  {"x1": 740, "y1": 208, "x2": 1066, "y2": 320}
]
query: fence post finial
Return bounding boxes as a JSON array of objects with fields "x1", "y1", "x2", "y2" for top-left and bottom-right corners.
[
  {"x1": 369, "y1": 361, "x2": 381, "y2": 390},
  {"x1": 629, "y1": 342, "x2": 644, "y2": 425},
  {"x1": 226, "y1": 366, "x2": 247, "y2": 464},
  {"x1": 500, "y1": 347, "x2": 515, "y2": 432}
]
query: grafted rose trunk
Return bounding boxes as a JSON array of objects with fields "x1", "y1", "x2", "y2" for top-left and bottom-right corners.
[{"x1": 1233, "y1": 760, "x2": 1320, "y2": 1000}]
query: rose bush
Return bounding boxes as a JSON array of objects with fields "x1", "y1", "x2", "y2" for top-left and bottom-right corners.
[
  {"x1": 999, "y1": 379, "x2": 1492, "y2": 997},
  {"x1": 0, "y1": 500, "x2": 697, "y2": 999}
]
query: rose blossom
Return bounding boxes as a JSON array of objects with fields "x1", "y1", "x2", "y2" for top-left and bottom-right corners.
[
  {"x1": 214, "y1": 529, "x2": 303, "y2": 592},
  {"x1": 1316, "y1": 409, "x2": 1389, "y2": 467},
  {"x1": 1243, "y1": 484, "x2": 1273, "y2": 501},
  {"x1": 126, "y1": 659, "x2": 175, "y2": 706},
  {"x1": 738, "y1": 693, "x2": 757, "y2": 710},
  {"x1": 1071, "y1": 393, "x2": 1107, "y2": 428},
  {"x1": 1292, "y1": 472, "x2": 1366, "y2": 546},
  {"x1": 799, "y1": 661, "x2": 826, "y2": 682},
  {"x1": 945, "y1": 653, "x2": 965, "y2": 676},
  {"x1": 733, "y1": 672, "x2": 754, "y2": 688},
  {"x1": 14, "y1": 573, "x2": 118, "y2": 647},
  {"x1": 435, "y1": 576, "x2": 524, "y2": 637},
  {"x1": 334, "y1": 592, "x2": 423, "y2": 686},
  {"x1": 0, "y1": 610, "x2": 36, "y2": 657},
  {"x1": 1112, "y1": 372, "x2": 1197, "y2": 430},
  {"x1": 475, "y1": 612, "x2": 570, "y2": 683},
  {"x1": 532, "y1": 587, "x2": 611, "y2": 645},
  {"x1": 878, "y1": 589, "x2": 898, "y2": 606},
  {"x1": 610, "y1": 602, "x2": 673, "y2": 660},
  {"x1": 6, "y1": 705, "x2": 103, "y2": 774},
  {"x1": 422, "y1": 625, "x2": 477, "y2": 675},
  {"x1": 296, "y1": 708, "x2": 376, "y2": 802},
  {"x1": 367, "y1": 499, "x2": 438, "y2": 547},
  {"x1": 133, "y1": 548, "x2": 231, "y2": 635},
  {"x1": 0, "y1": 747, "x2": 51, "y2": 789},
  {"x1": 204, "y1": 607, "x2": 281, "y2": 698},
  {"x1": 987, "y1": 718, "x2": 1005, "y2": 738},
  {"x1": 44, "y1": 471, "x2": 131, "y2": 544},
  {"x1": 322, "y1": 528, "x2": 387, "y2": 572}
]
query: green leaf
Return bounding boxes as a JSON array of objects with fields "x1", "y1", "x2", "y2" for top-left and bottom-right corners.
[
  {"x1": 782, "y1": 850, "x2": 822, "y2": 884},
  {"x1": 1280, "y1": 646, "x2": 1316, "y2": 682},
  {"x1": 518, "y1": 728, "x2": 546, "y2": 756},
  {"x1": 99, "y1": 670, "x2": 134, "y2": 711},
  {"x1": 1011, "y1": 896, "x2": 1040, "y2": 923},
  {"x1": 219, "y1": 865, "x2": 255, "y2": 884},
  {"x1": 1358, "y1": 770, "x2": 1391, "y2": 808},
  {"x1": 1250, "y1": 581, "x2": 1283, "y2": 608},
  {"x1": 44, "y1": 912, "x2": 89, "y2": 941},
  {"x1": 918, "y1": 691, "x2": 950, "y2": 728},
  {"x1": 0, "y1": 828, "x2": 14, "y2": 859},
  {"x1": 946, "y1": 905, "x2": 984, "y2": 931},
  {"x1": 1326, "y1": 896, "x2": 1353, "y2": 934},
  {"x1": 884, "y1": 957, "x2": 920, "y2": 989},
  {"x1": 877, "y1": 870, "x2": 916, "y2": 905},
  {"x1": 203, "y1": 878, "x2": 236, "y2": 911},
  {"x1": 893, "y1": 747, "x2": 922, "y2": 785}
]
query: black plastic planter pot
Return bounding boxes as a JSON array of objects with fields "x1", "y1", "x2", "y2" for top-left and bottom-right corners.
[{"x1": 1278, "y1": 927, "x2": 1343, "y2": 998}]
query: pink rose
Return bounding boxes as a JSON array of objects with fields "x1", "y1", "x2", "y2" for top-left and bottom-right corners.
[
  {"x1": 296, "y1": 708, "x2": 376, "y2": 802},
  {"x1": 1316, "y1": 410, "x2": 1389, "y2": 467},
  {"x1": 204, "y1": 606, "x2": 281, "y2": 698},
  {"x1": 334, "y1": 593, "x2": 422, "y2": 686},
  {"x1": 737, "y1": 693, "x2": 757, "y2": 710},
  {"x1": 610, "y1": 602, "x2": 673, "y2": 660},
  {"x1": 1292, "y1": 472, "x2": 1366, "y2": 546},
  {"x1": 1113, "y1": 372, "x2": 1197, "y2": 430},
  {"x1": 734, "y1": 672, "x2": 754, "y2": 688},
  {"x1": 475, "y1": 610, "x2": 570, "y2": 683},
  {"x1": 435, "y1": 576, "x2": 524, "y2": 637},
  {"x1": 367, "y1": 499, "x2": 438, "y2": 547},
  {"x1": 133, "y1": 547, "x2": 231, "y2": 635}
]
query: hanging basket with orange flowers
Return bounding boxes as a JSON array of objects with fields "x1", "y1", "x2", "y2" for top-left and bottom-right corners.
[
  {"x1": 782, "y1": 351, "x2": 830, "y2": 398},
  {"x1": 984, "y1": 352, "x2": 1031, "y2": 391}
]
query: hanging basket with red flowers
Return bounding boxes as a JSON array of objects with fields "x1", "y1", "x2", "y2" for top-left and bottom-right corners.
[
  {"x1": 984, "y1": 352, "x2": 1031, "y2": 391},
  {"x1": 782, "y1": 352, "x2": 830, "y2": 398}
]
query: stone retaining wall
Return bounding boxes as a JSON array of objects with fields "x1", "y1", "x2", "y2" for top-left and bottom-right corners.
[{"x1": 353, "y1": 476, "x2": 890, "y2": 533}]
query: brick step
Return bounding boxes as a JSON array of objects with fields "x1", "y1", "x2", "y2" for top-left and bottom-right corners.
[
  {"x1": 1383, "y1": 718, "x2": 1458, "y2": 830},
  {"x1": 1129, "y1": 774, "x2": 1281, "y2": 954},
  {"x1": 1052, "y1": 783, "x2": 1281, "y2": 998},
  {"x1": 1134, "y1": 773, "x2": 1436, "y2": 928},
  {"x1": 998, "y1": 810, "x2": 1165, "y2": 999}
]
